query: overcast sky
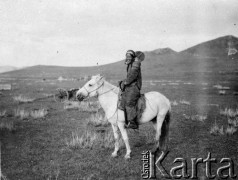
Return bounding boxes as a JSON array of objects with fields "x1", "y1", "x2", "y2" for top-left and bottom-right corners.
[{"x1": 0, "y1": 0, "x2": 237, "y2": 67}]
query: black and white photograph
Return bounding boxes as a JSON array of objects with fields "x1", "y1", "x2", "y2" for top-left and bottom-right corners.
[{"x1": 0, "y1": 0, "x2": 238, "y2": 179}]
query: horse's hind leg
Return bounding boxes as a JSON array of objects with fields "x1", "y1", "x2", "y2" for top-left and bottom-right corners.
[
  {"x1": 111, "y1": 124, "x2": 120, "y2": 158},
  {"x1": 152, "y1": 114, "x2": 165, "y2": 154}
]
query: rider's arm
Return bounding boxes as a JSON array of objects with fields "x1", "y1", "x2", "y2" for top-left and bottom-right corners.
[{"x1": 123, "y1": 61, "x2": 141, "y2": 86}]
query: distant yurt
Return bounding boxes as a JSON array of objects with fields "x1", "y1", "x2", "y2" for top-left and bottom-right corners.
[{"x1": 58, "y1": 76, "x2": 65, "y2": 81}]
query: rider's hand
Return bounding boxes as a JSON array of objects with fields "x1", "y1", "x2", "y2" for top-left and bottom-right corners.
[
  {"x1": 121, "y1": 82, "x2": 125, "y2": 91},
  {"x1": 118, "y1": 80, "x2": 125, "y2": 91}
]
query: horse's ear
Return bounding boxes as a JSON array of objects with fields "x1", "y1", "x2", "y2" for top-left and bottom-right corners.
[
  {"x1": 96, "y1": 74, "x2": 103, "y2": 80},
  {"x1": 94, "y1": 74, "x2": 100, "y2": 78},
  {"x1": 91, "y1": 75, "x2": 101, "y2": 80}
]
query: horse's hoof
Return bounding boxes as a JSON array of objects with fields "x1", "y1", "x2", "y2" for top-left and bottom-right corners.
[
  {"x1": 111, "y1": 152, "x2": 118, "y2": 158},
  {"x1": 124, "y1": 154, "x2": 131, "y2": 159}
]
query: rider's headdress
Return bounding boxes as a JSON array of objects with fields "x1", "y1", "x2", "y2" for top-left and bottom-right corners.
[{"x1": 126, "y1": 50, "x2": 136, "y2": 58}]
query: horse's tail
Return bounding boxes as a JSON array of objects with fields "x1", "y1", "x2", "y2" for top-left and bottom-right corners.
[{"x1": 159, "y1": 110, "x2": 171, "y2": 150}]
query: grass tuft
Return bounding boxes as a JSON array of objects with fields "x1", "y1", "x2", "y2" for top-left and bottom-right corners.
[
  {"x1": 78, "y1": 101, "x2": 101, "y2": 112},
  {"x1": 171, "y1": 101, "x2": 178, "y2": 106},
  {"x1": 64, "y1": 101, "x2": 80, "y2": 110},
  {"x1": 191, "y1": 115, "x2": 207, "y2": 122},
  {"x1": 66, "y1": 131, "x2": 88, "y2": 149},
  {"x1": 210, "y1": 121, "x2": 224, "y2": 136},
  {"x1": 228, "y1": 118, "x2": 238, "y2": 127},
  {"x1": 14, "y1": 108, "x2": 48, "y2": 119},
  {"x1": 30, "y1": 109, "x2": 48, "y2": 119},
  {"x1": 183, "y1": 114, "x2": 190, "y2": 120},
  {"x1": 0, "y1": 120, "x2": 15, "y2": 131},
  {"x1": 220, "y1": 108, "x2": 238, "y2": 118},
  {"x1": 180, "y1": 100, "x2": 191, "y2": 105},
  {"x1": 218, "y1": 90, "x2": 226, "y2": 95},
  {"x1": 100, "y1": 130, "x2": 116, "y2": 148},
  {"x1": 14, "y1": 108, "x2": 30, "y2": 120},
  {"x1": 66, "y1": 128, "x2": 124, "y2": 149},
  {"x1": 66, "y1": 129, "x2": 101, "y2": 149},
  {"x1": 13, "y1": 95, "x2": 35, "y2": 103},
  {"x1": 64, "y1": 101, "x2": 101, "y2": 112},
  {"x1": 86, "y1": 113, "x2": 109, "y2": 127},
  {"x1": 213, "y1": 85, "x2": 230, "y2": 90},
  {"x1": 225, "y1": 125, "x2": 237, "y2": 136},
  {"x1": 183, "y1": 114, "x2": 207, "y2": 122}
]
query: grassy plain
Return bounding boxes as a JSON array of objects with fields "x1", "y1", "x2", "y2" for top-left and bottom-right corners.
[{"x1": 0, "y1": 66, "x2": 238, "y2": 179}]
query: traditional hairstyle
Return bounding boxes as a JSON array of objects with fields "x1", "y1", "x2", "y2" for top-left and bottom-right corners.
[{"x1": 135, "y1": 51, "x2": 145, "y2": 62}]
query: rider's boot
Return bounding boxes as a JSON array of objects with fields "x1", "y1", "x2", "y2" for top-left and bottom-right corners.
[{"x1": 124, "y1": 106, "x2": 138, "y2": 129}]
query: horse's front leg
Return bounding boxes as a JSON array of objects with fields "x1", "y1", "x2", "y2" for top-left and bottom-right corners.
[
  {"x1": 118, "y1": 122, "x2": 131, "y2": 159},
  {"x1": 111, "y1": 124, "x2": 120, "y2": 157}
]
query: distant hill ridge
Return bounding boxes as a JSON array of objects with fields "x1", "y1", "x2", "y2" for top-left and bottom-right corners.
[
  {"x1": 1, "y1": 35, "x2": 238, "y2": 79},
  {"x1": 150, "y1": 48, "x2": 177, "y2": 55},
  {"x1": 181, "y1": 35, "x2": 238, "y2": 58}
]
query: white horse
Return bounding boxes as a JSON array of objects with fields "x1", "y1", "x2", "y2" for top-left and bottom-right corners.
[{"x1": 76, "y1": 75, "x2": 171, "y2": 159}]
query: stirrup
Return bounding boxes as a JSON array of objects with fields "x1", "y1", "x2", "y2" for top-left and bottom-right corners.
[{"x1": 125, "y1": 122, "x2": 138, "y2": 129}]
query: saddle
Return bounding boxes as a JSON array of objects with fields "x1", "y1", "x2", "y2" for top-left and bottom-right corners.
[{"x1": 118, "y1": 92, "x2": 146, "y2": 121}]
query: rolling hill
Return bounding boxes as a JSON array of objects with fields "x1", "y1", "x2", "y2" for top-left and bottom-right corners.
[
  {"x1": 181, "y1": 35, "x2": 238, "y2": 58},
  {"x1": 149, "y1": 47, "x2": 177, "y2": 55},
  {"x1": 1, "y1": 35, "x2": 238, "y2": 80}
]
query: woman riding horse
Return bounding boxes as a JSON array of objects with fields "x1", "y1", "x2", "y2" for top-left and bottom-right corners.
[
  {"x1": 119, "y1": 50, "x2": 145, "y2": 129},
  {"x1": 76, "y1": 75, "x2": 171, "y2": 159}
]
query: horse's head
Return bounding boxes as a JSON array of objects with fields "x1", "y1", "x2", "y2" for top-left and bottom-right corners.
[{"x1": 76, "y1": 74, "x2": 104, "y2": 101}]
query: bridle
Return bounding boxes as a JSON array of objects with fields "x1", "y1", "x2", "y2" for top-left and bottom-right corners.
[
  {"x1": 82, "y1": 77, "x2": 115, "y2": 99},
  {"x1": 81, "y1": 77, "x2": 120, "y2": 123},
  {"x1": 83, "y1": 81, "x2": 104, "y2": 98}
]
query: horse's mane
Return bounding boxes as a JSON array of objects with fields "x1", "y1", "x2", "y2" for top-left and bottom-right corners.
[{"x1": 103, "y1": 79, "x2": 120, "y2": 94}]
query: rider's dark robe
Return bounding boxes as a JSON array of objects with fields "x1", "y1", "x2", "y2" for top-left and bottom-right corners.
[{"x1": 120, "y1": 60, "x2": 142, "y2": 121}]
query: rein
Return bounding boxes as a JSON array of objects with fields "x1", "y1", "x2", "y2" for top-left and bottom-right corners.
[
  {"x1": 83, "y1": 79, "x2": 116, "y2": 98},
  {"x1": 97, "y1": 86, "x2": 115, "y2": 97},
  {"x1": 83, "y1": 82, "x2": 104, "y2": 98},
  {"x1": 82, "y1": 78, "x2": 120, "y2": 122}
]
